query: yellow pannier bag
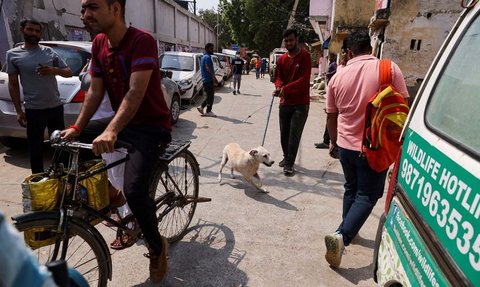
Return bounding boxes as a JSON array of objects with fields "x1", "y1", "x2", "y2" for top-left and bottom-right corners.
[
  {"x1": 22, "y1": 174, "x2": 62, "y2": 212},
  {"x1": 22, "y1": 160, "x2": 110, "y2": 249},
  {"x1": 79, "y1": 159, "x2": 110, "y2": 211}
]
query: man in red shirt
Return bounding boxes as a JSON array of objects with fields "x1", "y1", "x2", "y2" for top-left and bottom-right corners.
[
  {"x1": 273, "y1": 28, "x2": 311, "y2": 176},
  {"x1": 63, "y1": 0, "x2": 171, "y2": 282}
]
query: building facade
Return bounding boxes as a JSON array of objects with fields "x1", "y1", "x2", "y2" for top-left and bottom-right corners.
[
  {"x1": 370, "y1": 0, "x2": 462, "y2": 91},
  {"x1": 309, "y1": 0, "x2": 462, "y2": 95},
  {"x1": 0, "y1": 0, "x2": 216, "y2": 62}
]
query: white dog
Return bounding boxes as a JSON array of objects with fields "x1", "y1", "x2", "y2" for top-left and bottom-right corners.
[{"x1": 218, "y1": 143, "x2": 275, "y2": 193}]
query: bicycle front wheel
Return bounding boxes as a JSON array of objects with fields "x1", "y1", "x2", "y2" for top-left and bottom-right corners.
[
  {"x1": 150, "y1": 150, "x2": 200, "y2": 243},
  {"x1": 15, "y1": 218, "x2": 109, "y2": 287}
]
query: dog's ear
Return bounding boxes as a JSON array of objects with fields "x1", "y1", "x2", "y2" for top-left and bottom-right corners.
[{"x1": 249, "y1": 149, "x2": 258, "y2": 156}]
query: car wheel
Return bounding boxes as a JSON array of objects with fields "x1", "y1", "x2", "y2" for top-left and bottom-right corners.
[
  {"x1": 170, "y1": 93, "x2": 181, "y2": 124},
  {"x1": 0, "y1": 137, "x2": 28, "y2": 149}
]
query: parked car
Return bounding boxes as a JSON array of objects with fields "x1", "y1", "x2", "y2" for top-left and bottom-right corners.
[
  {"x1": 159, "y1": 51, "x2": 203, "y2": 101},
  {"x1": 214, "y1": 52, "x2": 234, "y2": 79},
  {"x1": 372, "y1": 2, "x2": 480, "y2": 287},
  {"x1": 211, "y1": 54, "x2": 227, "y2": 87},
  {"x1": 269, "y1": 48, "x2": 287, "y2": 82},
  {"x1": 0, "y1": 41, "x2": 180, "y2": 146}
]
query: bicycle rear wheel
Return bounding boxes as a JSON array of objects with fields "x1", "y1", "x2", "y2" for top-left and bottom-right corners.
[
  {"x1": 15, "y1": 218, "x2": 109, "y2": 287},
  {"x1": 150, "y1": 150, "x2": 200, "y2": 243}
]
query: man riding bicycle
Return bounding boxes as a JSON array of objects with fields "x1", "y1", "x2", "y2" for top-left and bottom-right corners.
[{"x1": 62, "y1": 0, "x2": 171, "y2": 283}]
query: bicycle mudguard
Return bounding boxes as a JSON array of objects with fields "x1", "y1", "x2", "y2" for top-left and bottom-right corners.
[
  {"x1": 12, "y1": 210, "x2": 60, "y2": 223},
  {"x1": 12, "y1": 210, "x2": 113, "y2": 281}
]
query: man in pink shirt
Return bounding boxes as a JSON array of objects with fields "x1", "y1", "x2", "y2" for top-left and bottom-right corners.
[{"x1": 324, "y1": 31, "x2": 408, "y2": 268}]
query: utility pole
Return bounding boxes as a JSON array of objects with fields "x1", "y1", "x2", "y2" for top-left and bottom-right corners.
[{"x1": 281, "y1": 0, "x2": 300, "y2": 48}]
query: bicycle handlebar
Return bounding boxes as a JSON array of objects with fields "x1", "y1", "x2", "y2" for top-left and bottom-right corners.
[{"x1": 49, "y1": 130, "x2": 135, "y2": 153}]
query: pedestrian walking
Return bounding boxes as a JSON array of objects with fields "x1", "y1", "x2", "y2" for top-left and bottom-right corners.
[
  {"x1": 261, "y1": 58, "x2": 268, "y2": 78},
  {"x1": 6, "y1": 19, "x2": 73, "y2": 174},
  {"x1": 314, "y1": 52, "x2": 338, "y2": 149},
  {"x1": 63, "y1": 0, "x2": 172, "y2": 282},
  {"x1": 231, "y1": 52, "x2": 243, "y2": 95},
  {"x1": 324, "y1": 30, "x2": 409, "y2": 268},
  {"x1": 255, "y1": 56, "x2": 261, "y2": 79},
  {"x1": 197, "y1": 43, "x2": 219, "y2": 117},
  {"x1": 273, "y1": 28, "x2": 311, "y2": 176}
]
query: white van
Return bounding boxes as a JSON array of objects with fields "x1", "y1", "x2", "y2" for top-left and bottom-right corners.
[
  {"x1": 373, "y1": 2, "x2": 480, "y2": 286},
  {"x1": 159, "y1": 51, "x2": 203, "y2": 101}
]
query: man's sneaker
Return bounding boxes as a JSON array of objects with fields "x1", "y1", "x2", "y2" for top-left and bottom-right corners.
[
  {"x1": 283, "y1": 165, "x2": 294, "y2": 176},
  {"x1": 278, "y1": 158, "x2": 286, "y2": 167},
  {"x1": 233, "y1": 90, "x2": 237, "y2": 95},
  {"x1": 146, "y1": 237, "x2": 168, "y2": 283},
  {"x1": 314, "y1": 142, "x2": 329, "y2": 149},
  {"x1": 324, "y1": 232, "x2": 345, "y2": 268},
  {"x1": 204, "y1": 111, "x2": 217, "y2": 117},
  {"x1": 197, "y1": 106, "x2": 204, "y2": 115},
  {"x1": 237, "y1": 90, "x2": 241, "y2": 94}
]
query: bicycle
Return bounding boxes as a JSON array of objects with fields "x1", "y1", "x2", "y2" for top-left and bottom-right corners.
[{"x1": 12, "y1": 131, "x2": 210, "y2": 287}]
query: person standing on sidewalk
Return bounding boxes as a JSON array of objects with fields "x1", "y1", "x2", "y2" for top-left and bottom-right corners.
[
  {"x1": 232, "y1": 52, "x2": 243, "y2": 95},
  {"x1": 314, "y1": 52, "x2": 337, "y2": 149},
  {"x1": 63, "y1": 0, "x2": 172, "y2": 282},
  {"x1": 324, "y1": 30, "x2": 408, "y2": 268},
  {"x1": 197, "y1": 43, "x2": 219, "y2": 117},
  {"x1": 6, "y1": 19, "x2": 73, "y2": 174},
  {"x1": 273, "y1": 28, "x2": 311, "y2": 176}
]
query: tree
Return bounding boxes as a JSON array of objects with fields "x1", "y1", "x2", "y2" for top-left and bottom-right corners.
[
  {"x1": 218, "y1": 0, "x2": 317, "y2": 57},
  {"x1": 198, "y1": 8, "x2": 233, "y2": 50}
]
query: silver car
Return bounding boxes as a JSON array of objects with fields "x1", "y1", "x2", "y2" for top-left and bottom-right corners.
[{"x1": 0, "y1": 41, "x2": 180, "y2": 147}]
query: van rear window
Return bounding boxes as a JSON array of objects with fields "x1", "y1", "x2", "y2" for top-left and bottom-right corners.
[{"x1": 425, "y1": 13, "x2": 480, "y2": 156}]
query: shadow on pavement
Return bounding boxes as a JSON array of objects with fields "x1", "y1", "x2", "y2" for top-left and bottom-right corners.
[
  {"x1": 333, "y1": 262, "x2": 374, "y2": 285},
  {"x1": 350, "y1": 234, "x2": 376, "y2": 249},
  {"x1": 132, "y1": 219, "x2": 248, "y2": 287},
  {"x1": 218, "y1": 180, "x2": 298, "y2": 211}
]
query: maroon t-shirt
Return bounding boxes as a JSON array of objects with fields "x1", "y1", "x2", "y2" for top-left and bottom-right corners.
[
  {"x1": 90, "y1": 27, "x2": 171, "y2": 132},
  {"x1": 274, "y1": 48, "x2": 311, "y2": 106}
]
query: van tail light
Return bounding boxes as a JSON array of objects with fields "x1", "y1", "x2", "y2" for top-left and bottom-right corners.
[
  {"x1": 71, "y1": 90, "x2": 86, "y2": 103},
  {"x1": 385, "y1": 150, "x2": 402, "y2": 214}
]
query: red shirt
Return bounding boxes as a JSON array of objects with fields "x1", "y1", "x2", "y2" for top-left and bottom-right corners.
[
  {"x1": 90, "y1": 27, "x2": 171, "y2": 131},
  {"x1": 274, "y1": 48, "x2": 311, "y2": 106}
]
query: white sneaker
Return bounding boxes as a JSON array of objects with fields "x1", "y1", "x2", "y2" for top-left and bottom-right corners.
[
  {"x1": 197, "y1": 106, "x2": 204, "y2": 115},
  {"x1": 324, "y1": 232, "x2": 344, "y2": 268},
  {"x1": 204, "y1": 111, "x2": 217, "y2": 117}
]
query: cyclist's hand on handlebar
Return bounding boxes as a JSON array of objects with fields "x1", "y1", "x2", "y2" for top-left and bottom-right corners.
[
  {"x1": 92, "y1": 131, "x2": 117, "y2": 155},
  {"x1": 61, "y1": 127, "x2": 80, "y2": 140}
]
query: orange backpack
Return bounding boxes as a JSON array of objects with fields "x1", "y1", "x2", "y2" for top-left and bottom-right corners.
[{"x1": 361, "y1": 59, "x2": 410, "y2": 172}]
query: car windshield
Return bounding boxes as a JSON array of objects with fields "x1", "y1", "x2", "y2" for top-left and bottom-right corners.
[
  {"x1": 45, "y1": 45, "x2": 90, "y2": 76},
  {"x1": 160, "y1": 54, "x2": 194, "y2": 71}
]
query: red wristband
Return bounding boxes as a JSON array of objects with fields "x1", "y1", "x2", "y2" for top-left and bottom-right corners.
[{"x1": 69, "y1": 125, "x2": 80, "y2": 133}]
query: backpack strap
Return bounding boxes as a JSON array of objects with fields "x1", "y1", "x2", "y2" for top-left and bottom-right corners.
[{"x1": 379, "y1": 59, "x2": 392, "y2": 90}]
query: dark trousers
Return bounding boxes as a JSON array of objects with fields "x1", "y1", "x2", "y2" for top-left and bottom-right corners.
[
  {"x1": 337, "y1": 147, "x2": 388, "y2": 246},
  {"x1": 81, "y1": 121, "x2": 171, "y2": 255},
  {"x1": 201, "y1": 82, "x2": 215, "y2": 113},
  {"x1": 25, "y1": 106, "x2": 65, "y2": 173},
  {"x1": 279, "y1": 105, "x2": 309, "y2": 167},
  {"x1": 322, "y1": 124, "x2": 330, "y2": 145}
]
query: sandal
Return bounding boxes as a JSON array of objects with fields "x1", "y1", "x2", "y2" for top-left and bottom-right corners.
[
  {"x1": 110, "y1": 234, "x2": 136, "y2": 250},
  {"x1": 103, "y1": 214, "x2": 121, "y2": 227}
]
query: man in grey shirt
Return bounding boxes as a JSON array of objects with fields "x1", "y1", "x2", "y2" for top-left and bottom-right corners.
[{"x1": 6, "y1": 19, "x2": 72, "y2": 173}]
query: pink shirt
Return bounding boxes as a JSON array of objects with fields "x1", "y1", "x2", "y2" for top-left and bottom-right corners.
[{"x1": 326, "y1": 55, "x2": 408, "y2": 151}]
